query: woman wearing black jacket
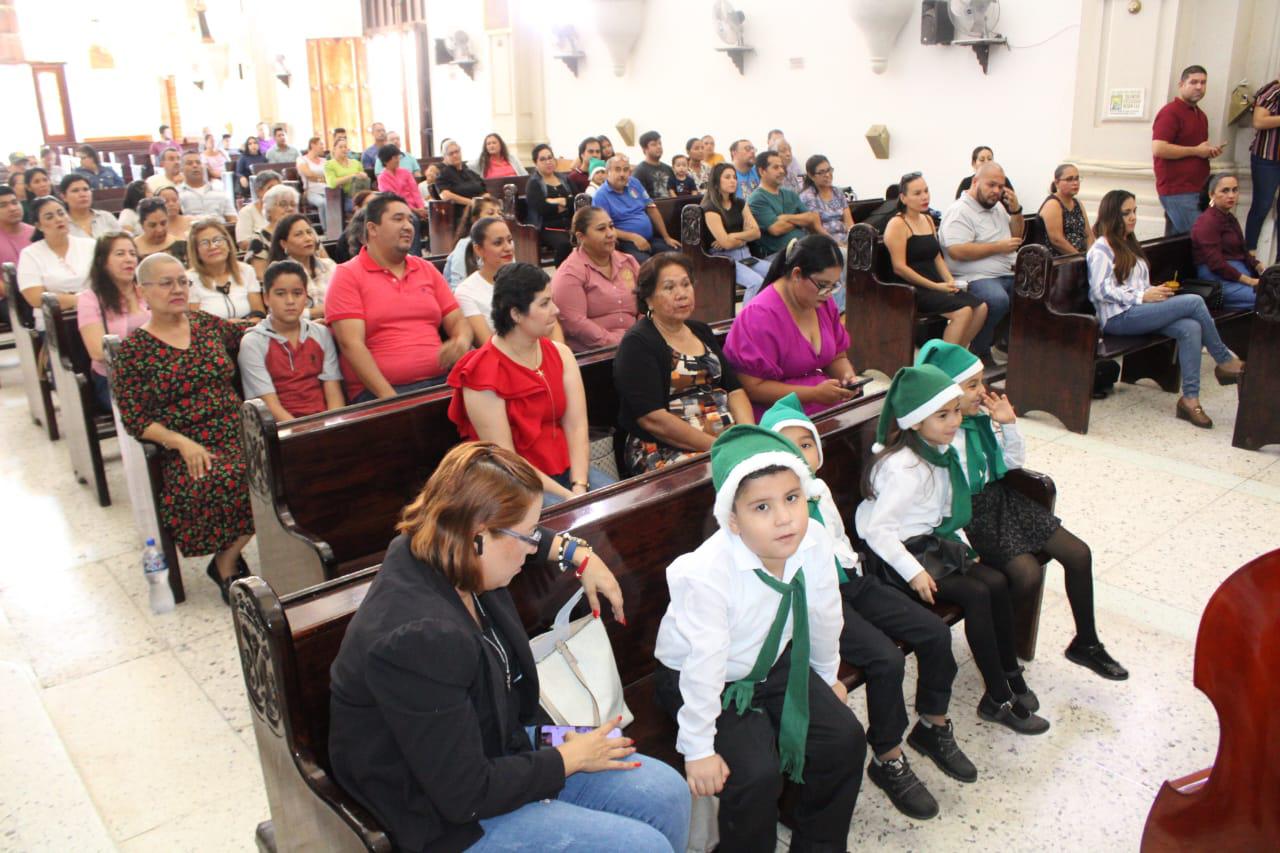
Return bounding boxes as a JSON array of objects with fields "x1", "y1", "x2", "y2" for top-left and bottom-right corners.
[{"x1": 328, "y1": 442, "x2": 690, "y2": 853}]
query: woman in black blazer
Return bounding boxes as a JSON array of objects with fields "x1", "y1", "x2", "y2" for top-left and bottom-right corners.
[{"x1": 328, "y1": 442, "x2": 690, "y2": 853}]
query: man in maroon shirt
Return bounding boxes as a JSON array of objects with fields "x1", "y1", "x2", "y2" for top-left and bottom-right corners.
[{"x1": 1152, "y1": 65, "x2": 1223, "y2": 235}]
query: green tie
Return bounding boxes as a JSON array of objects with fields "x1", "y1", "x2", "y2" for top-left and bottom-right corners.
[
  {"x1": 721, "y1": 567, "x2": 811, "y2": 783},
  {"x1": 960, "y1": 414, "x2": 1008, "y2": 494},
  {"x1": 911, "y1": 440, "x2": 973, "y2": 544},
  {"x1": 808, "y1": 498, "x2": 849, "y2": 583}
]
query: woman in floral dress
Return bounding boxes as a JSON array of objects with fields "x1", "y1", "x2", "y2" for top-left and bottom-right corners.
[{"x1": 111, "y1": 252, "x2": 254, "y2": 603}]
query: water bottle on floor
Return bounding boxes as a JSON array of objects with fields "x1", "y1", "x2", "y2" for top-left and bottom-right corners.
[{"x1": 143, "y1": 538, "x2": 175, "y2": 614}]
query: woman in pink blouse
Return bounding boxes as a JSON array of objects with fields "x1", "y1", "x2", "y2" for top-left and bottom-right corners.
[
  {"x1": 550, "y1": 207, "x2": 640, "y2": 352},
  {"x1": 376, "y1": 145, "x2": 427, "y2": 256},
  {"x1": 475, "y1": 132, "x2": 524, "y2": 179},
  {"x1": 77, "y1": 232, "x2": 150, "y2": 412}
]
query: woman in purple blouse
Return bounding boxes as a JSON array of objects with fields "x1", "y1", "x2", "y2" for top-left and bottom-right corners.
[{"x1": 723, "y1": 234, "x2": 862, "y2": 419}]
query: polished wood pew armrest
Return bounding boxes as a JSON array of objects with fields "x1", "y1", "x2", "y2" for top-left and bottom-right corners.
[{"x1": 1000, "y1": 467, "x2": 1057, "y2": 514}]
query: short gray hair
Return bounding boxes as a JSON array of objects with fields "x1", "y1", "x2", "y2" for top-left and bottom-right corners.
[
  {"x1": 262, "y1": 183, "x2": 299, "y2": 215},
  {"x1": 252, "y1": 169, "x2": 283, "y2": 193},
  {"x1": 136, "y1": 252, "x2": 184, "y2": 284}
]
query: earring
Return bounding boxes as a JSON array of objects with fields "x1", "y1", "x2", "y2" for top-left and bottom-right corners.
[{"x1": 474, "y1": 534, "x2": 484, "y2": 555}]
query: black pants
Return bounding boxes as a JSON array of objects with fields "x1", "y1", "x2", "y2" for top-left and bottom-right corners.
[
  {"x1": 933, "y1": 564, "x2": 1020, "y2": 703},
  {"x1": 656, "y1": 650, "x2": 865, "y2": 853},
  {"x1": 540, "y1": 227, "x2": 573, "y2": 266},
  {"x1": 840, "y1": 574, "x2": 956, "y2": 757}
]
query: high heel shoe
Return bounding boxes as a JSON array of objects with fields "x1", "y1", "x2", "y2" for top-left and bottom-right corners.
[
  {"x1": 1175, "y1": 398, "x2": 1213, "y2": 429},
  {"x1": 206, "y1": 558, "x2": 233, "y2": 605},
  {"x1": 1214, "y1": 361, "x2": 1245, "y2": 386}
]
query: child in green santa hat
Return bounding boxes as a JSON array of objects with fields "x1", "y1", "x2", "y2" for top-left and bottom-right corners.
[
  {"x1": 915, "y1": 339, "x2": 1127, "y2": 680},
  {"x1": 856, "y1": 365, "x2": 1051, "y2": 734},
  {"x1": 654, "y1": 424, "x2": 865, "y2": 852},
  {"x1": 762, "y1": 393, "x2": 976, "y2": 821}
]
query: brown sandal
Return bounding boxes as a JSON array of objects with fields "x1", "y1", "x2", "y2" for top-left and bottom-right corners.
[{"x1": 1175, "y1": 398, "x2": 1213, "y2": 429}]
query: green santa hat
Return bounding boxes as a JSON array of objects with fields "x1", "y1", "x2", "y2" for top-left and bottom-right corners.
[
  {"x1": 711, "y1": 424, "x2": 818, "y2": 529},
  {"x1": 916, "y1": 339, "x2": 983, "y2": 384},
  {"x1": 760, "y1": 392, "x2": 823, "y2": 468},
  {"x1": 875, "y1": 365, "x2": 963, "y2": 446}
]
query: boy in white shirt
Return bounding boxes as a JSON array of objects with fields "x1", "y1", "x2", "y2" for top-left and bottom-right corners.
[{"x1": 654, "y1": 425, "x2": 865, "y2": 852}]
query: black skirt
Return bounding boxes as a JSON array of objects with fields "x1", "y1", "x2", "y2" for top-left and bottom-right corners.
[
  {"x1": 914, "y1": 285, "x2": 984, "y2": 315},
  {"x1": 965, "y1": 479, "x2": 1061, "y2": 568},
  {"x1": 865, "y1": 533, "x2": 971, "y2": 594}
]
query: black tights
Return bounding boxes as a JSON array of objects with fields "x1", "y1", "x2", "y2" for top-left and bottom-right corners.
[
  {"x1": 933, "y1": 563, "x2": 1019, "y2": 703},
  {"x1": 1001, "y1": 527, "x2": 1098, "y2": 646}
]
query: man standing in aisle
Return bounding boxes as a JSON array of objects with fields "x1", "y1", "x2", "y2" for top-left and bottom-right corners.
[{"x1": 1152, "y1": 65, "x2": 1222, "y2": 235}]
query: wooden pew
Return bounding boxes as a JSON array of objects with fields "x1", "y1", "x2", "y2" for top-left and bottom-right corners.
[
  {"x1": 1231, "y1": 266, "x2": 1280, "y2": 450},
  {"x1": 1139, "y1": 547, "x2": 1280, "y2": 851},
  {"x1": 677, "y1": 204, "x2": 737, "y2": 324},
  {"x1": 2, "y1": 262, "x2": 59, "y2": 440},
  {"x1": 426, "y1": 200, "x2": 460, "y2": 256},
  {"x1": 501, "y1": 183, "x2": 542, "y2": 266},
  {"x1": 845, "y1": 223, "x2": 935, "y2": 378},
  {"x1": 484, "y1": 173, "x2": 529, "y2": 200},
  {"x1": 94, "y1": 187, "x2": 127, "y2": 214},
  {"x1": 231, "y1": 391, "x2": 1056, "y2": 851},
  {"x1": 40, "y1": 298, "x2": 116, "y2": 506},
  {"x1": 1007, "y1": 236, "x2": 1254, "y2": 434}
]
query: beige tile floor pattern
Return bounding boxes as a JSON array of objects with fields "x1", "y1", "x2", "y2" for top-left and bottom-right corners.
[{"x1": 0, "y1": 349, "x2": 1276, "y2": 852}]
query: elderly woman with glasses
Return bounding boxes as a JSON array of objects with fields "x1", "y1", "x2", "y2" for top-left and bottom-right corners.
[
  {"x1": 110, "y1": 252, "x2": 255, "y2": 604},
  {"x1": 723, "y1": 234, "x2": 861, "y2": 419}
]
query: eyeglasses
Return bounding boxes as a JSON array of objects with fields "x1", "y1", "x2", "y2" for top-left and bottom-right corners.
[
  {"x1": 813, "y1": 167, "x2": 833, "y2": 177},
  {"x1": 807, "y1": 275, "x2": 843, "y2": 297},
  {"x1": 197, "y1": 236, "x2": 227, "y2": 249},
  {"x1": 495, "y1": 527, "x2": 542, "y2": 548},
  {"x1": 143, "y1": 276, "x2": 191, "y2": 291}
]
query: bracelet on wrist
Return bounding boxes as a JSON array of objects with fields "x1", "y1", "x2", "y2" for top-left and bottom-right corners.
[
  {"x1": 1008, "y1": 207, "x2": 1023, "y2": 215},
  {"x1": 575, "y1": 554, "x2": 591, "y2": 578},
  {"x1": 557, "y1": 534, "x2": 590, "y2": 572}
]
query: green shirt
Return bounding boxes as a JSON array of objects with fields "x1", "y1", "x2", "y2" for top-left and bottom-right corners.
[
  {"x1": 324, "y1": 158, "x2": 364, "y2": 189},
  {"x1": 748, "y1": 186, "x2": 807, "y2": 256}
]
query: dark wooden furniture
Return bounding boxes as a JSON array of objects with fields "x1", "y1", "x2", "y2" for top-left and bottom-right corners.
[
  {"x1": 1231, "y1": 266, "x2": 1280, "y2": 450},
  {"x1": 425, "y1": 200, "x2": 459, "y2": 256},
  {"x1": 3, "y1": 262, "x2": 58, "y2": 440},
  {"x1": 484, "y1": 173, "x2": 528, "y2": 200},
  {"x1": 41, "y1": 298, "x2": 116, "y2": 506},
  {"x1": 844, "y1": 223, "x2": 938, "y2": 378},
  {"x1": 500, "y1": 182, "x2": 542, "y2": 266},
  {"x1": 93, "y1": 187, "x2": 127, "y2": 214},
  {"x1": 1007, "y1": 237, "x2": 1254, "y2": 434},
  {"x1": 677, "y1": 204, "x2": 737, "y2": 324},
  {"x1": 232, "y1": 391, "x2": 1056, "y2": 851},
  {"x1": 1140, "y1": 547, "x2": 1280, "y2": 851}
]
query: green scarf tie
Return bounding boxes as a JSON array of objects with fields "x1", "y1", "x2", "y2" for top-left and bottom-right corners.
[
  {"x1": 721, "y1": 567, "x2": 810, "y2": 783},
  {"x1": 911, "y1": 440, "x2": 973, "y2": 543},
  {"x1": 808, "y1": 498, "x2": 849, "y2": 583},
  {"x1": 960, "y1": 414, "x2": 1008, "y2": 495}
]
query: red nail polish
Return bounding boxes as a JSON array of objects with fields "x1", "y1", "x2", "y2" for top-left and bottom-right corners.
[
  {"x1": 619, "y1": 616, "x2": 628, "y2": 626},
  {"x1": 592, "y1": 609, "x2": 600, "y2": 619},
  {"x1": 632, "y1": 761, "x2": 642, "y2": 768}
]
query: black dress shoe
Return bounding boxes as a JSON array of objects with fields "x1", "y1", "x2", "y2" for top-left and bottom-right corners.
[
  {"x1": 1065, "y1": 640, "x2": 1129, "y2": 681},
  {"x1": 907, "y1": 719, "x2": 977, "y2": 783},
  {"x1": 234, "y1": 554, "x2": 251, "y2": 579},
  {"x1": 978, "y1": 693, "x2": 1050, "y2": 735},
  {"x1": 1007, "y1": 669, "x2": 1040, "y2": 712},
  {"x1": 867, "y1": 754, "x2": 938, "y2": 820},
  {"x1": 206, "y1": 558, "x2": 232, "y2": 605}
]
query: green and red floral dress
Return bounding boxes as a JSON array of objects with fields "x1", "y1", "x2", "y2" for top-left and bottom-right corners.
[{"x1": 112, "y1": 312, "x2": 254, "y2": 555}]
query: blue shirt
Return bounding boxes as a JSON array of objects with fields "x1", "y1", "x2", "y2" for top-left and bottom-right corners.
[
  {"x1": 735, "y1": 166, "x2": 760, "y2": 199},
  {"x1": 362, "y1": 144, "x2": 380, "y2": 171},
  {"x1": 592, "y1": 177, "x2": 654, "y2": 238}
]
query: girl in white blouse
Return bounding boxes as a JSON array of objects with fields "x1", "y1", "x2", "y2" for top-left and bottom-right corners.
[
  {"x1": 856, "y1": 366, "x2": 1050, "y2": 735},
  {"x1": 17, "y1": 196, "x2": 95, "y2": 331}
]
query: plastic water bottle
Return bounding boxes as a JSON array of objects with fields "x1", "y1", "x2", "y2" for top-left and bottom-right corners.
[{"x1": 143, "y1": 538, "x2": 175, "y2": 614}]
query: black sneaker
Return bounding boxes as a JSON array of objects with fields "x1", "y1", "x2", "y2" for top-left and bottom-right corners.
[
  {"x1": 866, "y1": 754, "x2": 938, "y2": 820},
  {"x1": 1065, "y1": 640, "x2": 1129, "y2": 681},
  {"x1": 907, "y1": 719, "x2": 978, "y2": 783},
  {"x1": 977, "y1": 693, "x2": 1050, "y2": 735}
]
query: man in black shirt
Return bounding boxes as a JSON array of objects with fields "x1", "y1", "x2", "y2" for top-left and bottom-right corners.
[{"x1": 632, "y1": 130, "x2": 675, "y2": 200}]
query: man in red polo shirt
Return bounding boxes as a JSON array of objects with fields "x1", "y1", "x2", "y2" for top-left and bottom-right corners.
[
  {"x1": 326, "y1": 192, "x2": 473, "y2": 402},
  {"x1": 1152, "y1": 64, "x2": 1223, "y2": 235}
]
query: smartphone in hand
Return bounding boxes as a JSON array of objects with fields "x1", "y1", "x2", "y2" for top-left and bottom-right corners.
[{"x1": 538, "y1": 725, "x2": 623, "y2": 748}]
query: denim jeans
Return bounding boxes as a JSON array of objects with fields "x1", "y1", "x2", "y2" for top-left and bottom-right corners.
[
  {"x1": 1195, "y1": 260, "x2": 1259, "y2": 311},
  {"x1": 967, "y1": 274, "x2": 1014, "y2": 356},
  {"x1": 1159, "y1": 193, "x2": 1201, "y2": 236},
  {"x1": 1245, "y1": 153, "x2": 1280, "y2": 250},
  {"x1": 712, "y1": 245, "x2": 766, "y2": 302},
  {"x1": 618, "y1": 238, "x2": 678, "y2": 264},
  {"x1": 90, "y1": 370, "x2": 113, "y2": 416},
  {"x1": 1102, "y1": 294, "x2": 1233, "y2": 398},
  {"x1": 471, "y1": 740, "x2": 690, "y2": 852},
  {"x1": 543, "y1": 466, "x2": 618, "y2": 508}
]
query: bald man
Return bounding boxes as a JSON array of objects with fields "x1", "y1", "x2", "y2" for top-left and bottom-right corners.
[{"x1": 939, "y1": 162, "x2": 1024, "y2": 362}]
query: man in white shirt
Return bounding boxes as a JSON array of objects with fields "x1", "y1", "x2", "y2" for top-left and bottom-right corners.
[
  {"x1": 145, "y1": 149, "x2": 185, "y2": 193},
  {"x1": 265, "y1": 126, "x2": 300, "y2": 164},
  {"x1": 939, "y1": 162, "x2": 1024, "y2": 362},
  {"x1": 178, "y1": 151, "x2": 236, "y2": 225}
]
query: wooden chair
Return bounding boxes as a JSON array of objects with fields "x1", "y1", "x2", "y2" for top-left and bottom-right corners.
[
  {"x1": 2, "y1": 262, "x2": 58, "y2": 440},
  {"x1": 1140, "y1": 547, "x2": 1280, "y2": 850},
  {"x1": 40, "y1": 298, "x2": 116, "y2": 506},
  {"x1": 678, "y1": 204, "x2": 736, "y2": 324},
  {"x1": 1231, "y1": 266, "x2": 1280, "y2": 450}
]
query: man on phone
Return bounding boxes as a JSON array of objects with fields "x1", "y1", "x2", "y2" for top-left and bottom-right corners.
[
  {"x1": 939, "y1": 162, "x2": 1024, "y2": 365},
  {"x1": 1153, "y1": 65, "x2": 1222, "y2": 236}
]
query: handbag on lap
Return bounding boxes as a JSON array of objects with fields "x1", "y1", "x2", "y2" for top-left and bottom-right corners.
[{"x1": 528, "y1": 588, "x2": 634, "y2": 727}]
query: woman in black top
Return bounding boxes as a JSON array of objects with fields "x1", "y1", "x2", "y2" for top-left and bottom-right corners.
[
  {"x1": 234, "y1": 136, "x2": 267, "y2": 200},
  {"x1": 1038, "y1": 163, "x2": 1094, "y2": 256},
  {"x1": 614, "y1": 254, "x2": 754, "y2": 474},
  {"x1": 698, "y1": 162, "x2": 764, "y2": 296},
  {"x1": 328, "y1": 442, "x2": 690, "y2": 853},
  {"x1": 525, "y1": 143, "x2": 574, "y2": 266},
  {"x1": 436, "y1": 140, "x2": 487, "y2": 211},
  {"x1": 955, "y1": 146, "x2": 1014, "y2": 199},
  {"x1": 883, "y1": 172, "x2": 986, "y2": 348}
]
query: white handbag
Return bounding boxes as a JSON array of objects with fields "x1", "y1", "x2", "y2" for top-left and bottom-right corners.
[{"x1": 528, "y1": 588, "x2": 634, "y2": 728}]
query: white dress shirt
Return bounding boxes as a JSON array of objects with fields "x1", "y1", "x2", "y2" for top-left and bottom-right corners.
[
  {"x1": 812, "y1": 477, "x2": 861, "y2": 575},
  {"x1": 654, "y1": 523, "x2": 843, "y2": 763},
  {"x1": 179, "y1": 181, "x2": 237, "y2": 220},
  {"x1": 951, "y1": 420, "x2": 1024, "y2": 489},
  {"x1": 855, "y1": 444, "x2": 971, "y2": 584},
  {"x1": 16, "y1": 236, "x2": 95, "y2": 331}
]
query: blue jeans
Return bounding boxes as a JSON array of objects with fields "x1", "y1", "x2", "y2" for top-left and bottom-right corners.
[
  {"x1": 472, "y1": 741, "x2": 690, "y2": 852},
  {"x1": 967, "y1": 274, "x2": 1014, "y2": 356},
  {"x1": 712, "y1": 245, "x2": 766, "y2": 303},
  {"x1": 1103, "y1": 294, "x2": 1234, "y2": 398},
  {"x1": 1195, "y1": 261, "x2": 1259, "y2": 311},
  {"x1": 90, "y1": 370, "x2": 113, "y2": 415},
  {"x1": 543, "y1": 466, "x2": 618, "y2": 508},
  {"x1": 1245, "y1": 153, "x2": 1280, "y2": 250},
  {"x1": 618, "y1": 238, "x2": 678, "y2": 264},
  {"x1": 1159, "y1": 193, "x2": 1201, "y2": 236}
]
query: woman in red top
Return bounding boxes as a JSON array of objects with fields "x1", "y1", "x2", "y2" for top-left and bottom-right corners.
[
  {"x1": 475, "y1": 132, "x2": 524, "y2": 179},
  {"x1": 448, "y1": 262, "x2": 616, "y2": 506},
  {"x1": 1190, "y1": 173, "x2": 1261, "y2": 311}
]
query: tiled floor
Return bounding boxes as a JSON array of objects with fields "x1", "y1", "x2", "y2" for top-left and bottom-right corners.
[{"x1": 1, "y1": 349, "x2": 1276, "y2": 852}]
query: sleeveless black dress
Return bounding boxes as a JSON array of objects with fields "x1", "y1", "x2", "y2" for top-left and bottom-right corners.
[{"x1": 897, "y1": 215, "x2": 983, "y2": 314}]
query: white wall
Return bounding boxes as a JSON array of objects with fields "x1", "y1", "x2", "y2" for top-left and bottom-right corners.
[
  {"x1": 537, "y1": 0, "x2": 1082, "y2": 203},
  {"x1": 423, "y1": 0, "x2": 495, "y2": 159}
]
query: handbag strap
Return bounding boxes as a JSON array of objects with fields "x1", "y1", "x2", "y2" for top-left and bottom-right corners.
[
  {"x1": 539, "y1": 638, "x2": 603, "y2": 726},
  {"x1": 553, "y1": 587, "x2": 586, "y2": 629}
]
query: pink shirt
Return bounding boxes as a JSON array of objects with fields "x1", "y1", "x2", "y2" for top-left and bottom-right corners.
[
  {"x1": 325, "y1": 248, "x2": 460, "y2": 399},
  {"x1": 549, "y1": 247, "x2": 640, "y2": 351},
  {"x1": 0, "y1": 223, "x2": 35, "y2": 269},
  {"x1": 484, "y1": 156, "x2": 518, "y2": 178},
  {"x1": 377, "y1": 168, "x2": 423, "y2": 209},
  {"x1": 76, "y1": 288, "x2": 150, "y2": 375}
]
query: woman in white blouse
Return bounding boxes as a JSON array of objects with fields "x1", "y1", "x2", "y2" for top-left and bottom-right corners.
[
  {"x1": 17, "y1": 196, "x2": 95, "y2": 331},
  {"x1": 188, "y1": 217, "x2": 263, "y2": 323},
  {"x1": 455, "y1": 216, "x2": 515, "y2": 345},
  {"x1": 60, "y1": 174, "x2": 120, "y2": 239},
  {"x1": 295, "y1": 136, "x2": 329, "y2": 232},
  {"x1": 1086, "y1": 190, "x2": 1243, "y2": 429},
  {"x1": 268, "y1": 213, "x2": 334, "y2": 320}
]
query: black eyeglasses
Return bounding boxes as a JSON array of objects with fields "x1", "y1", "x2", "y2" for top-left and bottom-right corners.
[{"x1": 495, "y1": 527, "x2": 542, "y2": 548}]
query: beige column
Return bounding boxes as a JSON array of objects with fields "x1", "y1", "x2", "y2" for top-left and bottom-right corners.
[
  {"x1": 485, "y1": 0, "x2": 545, "y2": 164},
  {"x1": 1068, "y1": 0, "x2": 1280, "y2": 248}
]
